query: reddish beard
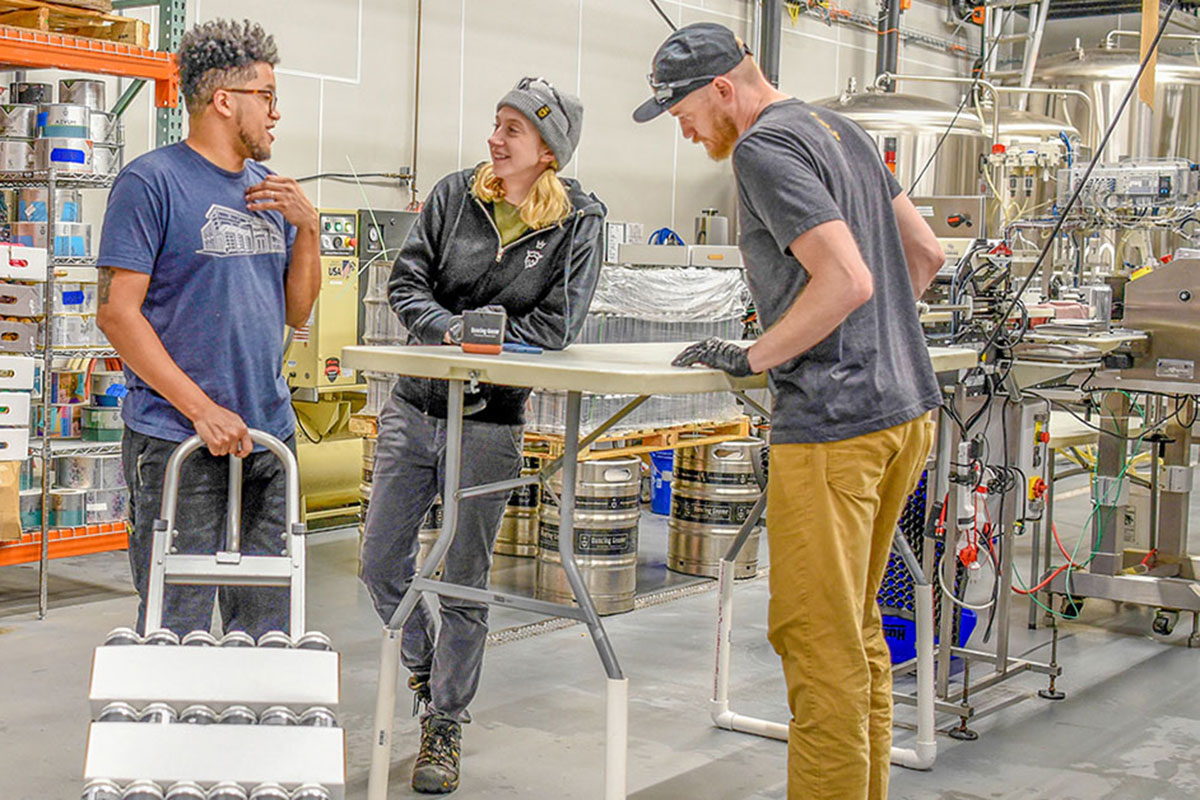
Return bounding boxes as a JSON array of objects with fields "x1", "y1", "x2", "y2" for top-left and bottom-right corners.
[{"x1": 705, "y1": 110, "x2": 739, "y2": 161}]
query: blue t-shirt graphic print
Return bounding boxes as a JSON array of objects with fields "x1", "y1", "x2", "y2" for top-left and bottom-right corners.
[{"x1": 97, "y1": 141, "x2": 297, "y2": 443}]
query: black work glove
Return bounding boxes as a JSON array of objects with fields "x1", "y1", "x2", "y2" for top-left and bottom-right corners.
[{"x1": 671, "y1": 337, "x2": 754, "y2": 377}]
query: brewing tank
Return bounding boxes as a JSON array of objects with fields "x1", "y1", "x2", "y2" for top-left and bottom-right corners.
[
  {"x1": 1026, "y1": 46, "x2": 1200, "y2": 159},
  {"x1": 812, "y1": 87, "x2": 987, "y2": 197}
]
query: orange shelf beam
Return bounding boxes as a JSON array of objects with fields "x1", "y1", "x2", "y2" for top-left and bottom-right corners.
[
  {"x1": 0, "y1": 24, "x2": 178, "y2": 107},
  {"x1": 0, "y1": 523, "x2": 128, "y2": 566}
]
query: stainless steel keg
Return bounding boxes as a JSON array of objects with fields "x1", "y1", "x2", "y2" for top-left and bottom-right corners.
[{"x1": 536, "y1": 457, "x2": 641, "y2": 615}]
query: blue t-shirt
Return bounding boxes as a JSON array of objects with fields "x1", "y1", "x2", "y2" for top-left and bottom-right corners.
[{"x1": 97, "y1": 142, "x2": 297, "y2": 443}]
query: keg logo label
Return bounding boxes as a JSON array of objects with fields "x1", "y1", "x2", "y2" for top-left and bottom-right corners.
[
  {"x1": 672, "y1": 496, "x2": 755, "y2": 525},
  {"x1": 541, "y1": 489, "x2": 638, "y2": 511},
  {"x1": 540, "y1": 522, "x2": 637, "y2": 555},
  {"x1": 674, "y1": 467, "x2": 754, "y2": 486}
]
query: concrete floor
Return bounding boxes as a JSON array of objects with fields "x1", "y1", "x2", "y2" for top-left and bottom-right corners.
[{"x1": 2, "y1": 471, "x2": 1199, "y2": 799}]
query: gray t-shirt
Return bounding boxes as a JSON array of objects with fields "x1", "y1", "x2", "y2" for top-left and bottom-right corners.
[{"x1": 733, "y1": 99, "x2": 940, "y2": 444}]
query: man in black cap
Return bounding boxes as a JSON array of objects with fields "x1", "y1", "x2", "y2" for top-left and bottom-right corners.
[{"x1": 635, "y1": 21, "x2": 946, "y2": 800}]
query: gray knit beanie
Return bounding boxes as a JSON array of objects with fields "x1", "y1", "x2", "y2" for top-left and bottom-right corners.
[{"x1": 497, "y1": 76, "x2": 583, "y2": 169}]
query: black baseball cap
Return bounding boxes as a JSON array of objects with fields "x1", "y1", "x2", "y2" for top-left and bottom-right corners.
[{"x1": 632, "y1": 22, "x2": 751, "y2": 123}]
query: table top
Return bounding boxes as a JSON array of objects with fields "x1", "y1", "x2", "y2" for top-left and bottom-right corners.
[{"x1": 343, "y1": 342, "x2": 978, "y2": 395}]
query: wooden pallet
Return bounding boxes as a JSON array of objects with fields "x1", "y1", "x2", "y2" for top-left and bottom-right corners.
[
  {"x1": 348, "y1": 413, "x2": 378, "y2": 439},
  {"x1": 0, "y1": 0, "x2": 148, "y2": 47},
  {"x1": 526, "y1": 417, "x2": 752, "y2": 462},
  {"x1": 349, "y1": 414, "x2": 753, "y2": 462}
]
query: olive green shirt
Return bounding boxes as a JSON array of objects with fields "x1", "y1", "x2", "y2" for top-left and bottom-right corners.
[{"x1": 492, "y1": 200, "x2": 529, "y2": 246}]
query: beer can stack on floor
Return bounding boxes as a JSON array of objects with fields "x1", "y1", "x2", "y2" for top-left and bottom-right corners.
[{"x1": 83, "y1": 627, "x2": 345, "y2": 799}]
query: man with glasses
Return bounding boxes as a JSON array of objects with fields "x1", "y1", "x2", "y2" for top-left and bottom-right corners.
[
  {"x1": 96, "y1": 19, "x2": 320, "y2": 638},
  {"x1": 635, "y1": 22, "x2": 944, "y2": 800}
]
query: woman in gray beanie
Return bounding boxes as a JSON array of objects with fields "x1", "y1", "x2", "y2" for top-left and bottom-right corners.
[{"x1": 360, "y1": 76, "x2": 606, "y2": 794}]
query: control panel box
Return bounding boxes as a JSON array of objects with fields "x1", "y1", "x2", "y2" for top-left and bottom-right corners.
[
  {"x1": 1057, "y1": 158, "x2": 1199, "y2": 212},
  {"x1": 319, "y1": 210, "x2": 357, "y2": 256},
  {"x1": 285, "y1": 209, "x2": 359, "y2": 390}
]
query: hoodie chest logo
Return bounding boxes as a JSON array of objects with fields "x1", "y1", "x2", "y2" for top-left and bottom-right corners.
[{"x1": 523, "y1": 240, "x2": 547, "y2": 270}]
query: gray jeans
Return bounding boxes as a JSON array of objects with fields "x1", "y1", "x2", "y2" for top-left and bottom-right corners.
[
  {"x1": 360, "y1": 391, "x2": 522, "y2": 723},
  {"x1": 123, "y1": 428, "x2": 293, "y2": 638}
]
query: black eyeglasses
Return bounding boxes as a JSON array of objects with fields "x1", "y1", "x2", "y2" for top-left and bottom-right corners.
[
  {"x1": 647, "y1": 42, "x2": 752, "y2": 103},
  {"x1": 647, "y1": 74, "x2": 720, "y2": 103},
  {"x1": 221, "y1": 87, "x2": 278, "y2": 113}
]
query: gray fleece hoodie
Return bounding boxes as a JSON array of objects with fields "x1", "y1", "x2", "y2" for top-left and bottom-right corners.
[{"x1": 388, "y1": 165, "x2": 607, "y2": 424}]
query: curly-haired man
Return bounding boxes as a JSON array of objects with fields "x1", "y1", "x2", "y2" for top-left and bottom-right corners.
[{"x1": 97, "y1": 19, "x2": 321, "y2": 637}]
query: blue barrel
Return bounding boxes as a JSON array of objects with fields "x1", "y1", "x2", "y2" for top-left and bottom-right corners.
[{"x1": 650, "y1": 449, "x2": 673, "y2": 516}]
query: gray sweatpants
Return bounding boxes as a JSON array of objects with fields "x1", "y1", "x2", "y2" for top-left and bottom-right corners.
[{"x1": 360, "y1": 391, "x2": 522, "y2": 723}]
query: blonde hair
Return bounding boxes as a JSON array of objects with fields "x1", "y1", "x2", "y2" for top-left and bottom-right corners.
[{"x1": 471, "y1": 162, "x2": 572, "y2": 230}]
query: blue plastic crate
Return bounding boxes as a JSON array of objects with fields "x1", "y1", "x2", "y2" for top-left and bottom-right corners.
[{"x1": 882, "y1": 608, "x2": 977, "y2": 665}]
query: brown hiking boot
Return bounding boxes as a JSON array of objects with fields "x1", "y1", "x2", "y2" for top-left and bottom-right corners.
[{"x1": 412, "y1": 715, "x2": 461, "y2": 794}]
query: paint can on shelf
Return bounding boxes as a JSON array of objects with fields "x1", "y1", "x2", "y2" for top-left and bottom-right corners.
[
  {"x1": 0, "y1": 104, "x2": 37, "y2": 138},
  {"x1": 92, "y1": 143, "x2": 121, "y2": 177},
  {"x1": 0, "y1": 137, "x2": 33, "y2": 171},
  {"x1": 89, "y1": 110, "x2": 123, "y2": 145},
  {"x1": 33, "y1": 137, "x2": 93, "y2": 173},
  {"x1": 55, "y1": 454, "x2": 124, "y2": 489},
  {"x1": 18, "y1": 187, "x2": 83, "y2": 222},
  {"x1": 9, "y1": 82, "x2": 52, "y2": 105},
  {"x1": 85, "y1": 487, "x2": 129, "y2": 523},
  {"x1": 48, "y1": 369, "x2": 88, "y2": 404},
  {"x1": 82, "y1": 405, "x2": 124, "y2": 441},
  {"x1": 58, "y1": 79, "x2": 106, "y2": 111},
  {"x1": 40, "y1": 403, "x2": 84, "y2": 438},
  {"x1": 19, "y1": 488, "x2": 41, "y2": 529},
  {"x1": 16, "y1": 221, "x2": 93, "y2": 256},
  {"x1": 49, "y1": 488, "x2": 86, "y2": 527},
  {"x1": 36, "y1": 103, "x2": 90, "y2": 139},
  {"x1": 52, "y1": 281, "x2": 97, "y2": 314},
  {"x1": 48, "y1": 313, "x2": 97, "y2": 348},
  {"x1": 91, "y1": 371, "x2": 126, "y2": 406}
]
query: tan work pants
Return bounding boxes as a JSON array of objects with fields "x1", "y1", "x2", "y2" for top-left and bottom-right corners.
[{"x1": 766, "y1": 414, "x2": 935, "y2": 800}]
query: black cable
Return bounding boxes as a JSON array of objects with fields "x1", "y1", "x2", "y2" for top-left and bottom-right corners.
[
  {"x1": 647, "y1": 0, "x2": 676, "y2": 30},
  {"x1": 980, "y1": 0, "x2": 1181, "y2": 355},
  {"x1": 296, "y1": 172, "x2": 410, "y2": 184},
  {"x1": 906, "y1": 25, "x2": 997, "y2": 194},
  {"x1": 980, "y1": 397, "x2": 1011, "y2": 643}
]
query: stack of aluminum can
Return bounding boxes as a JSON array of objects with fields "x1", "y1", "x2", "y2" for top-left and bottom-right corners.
[
  {"x1": 359, "y1": 252, "x2": 404, "y2": 418},
  {"x1": 84, "y1": 627, "x2": 343, "y2": 798}
]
